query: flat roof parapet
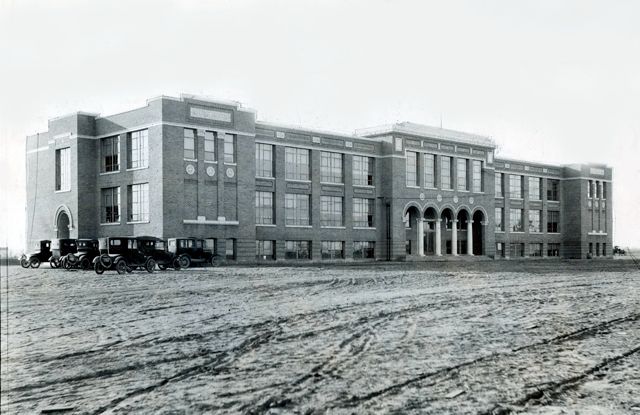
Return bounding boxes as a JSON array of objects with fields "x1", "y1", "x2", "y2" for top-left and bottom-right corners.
[{"x1": 356, "y1": 122, "x2": 495, "y2": 148}]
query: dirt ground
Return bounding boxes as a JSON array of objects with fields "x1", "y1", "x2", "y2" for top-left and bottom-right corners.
[{"x1": 1, "y1": 260, "x2": 639, "y2": 414}]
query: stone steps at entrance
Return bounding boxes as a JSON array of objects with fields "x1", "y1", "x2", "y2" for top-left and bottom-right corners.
[{"x1": 405, "y1": 255, "x2": 493, "y2": 262}]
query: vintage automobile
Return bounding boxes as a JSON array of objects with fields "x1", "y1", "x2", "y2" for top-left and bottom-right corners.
[
  {"x1": 93, "y1": 237, "x2": 156, "y2": 275},
  {"x1": 49, "y1": 239, "x2": 77, "y2": 268},
  {"x1": 137, "y1": 236, "x2": 181, "y2": 270},
  {"x1": 167, "y1": 237, "x2": 216, "y2": 268},
  {"x1": 20, "y1": 240, "x2": 51, "y2": 268},
  {"x1": 613, "y1": 246, "x2": 626, "y2": 256},
  {"x1": 62, "y1": 239, "x2": 99, "y2": 270}
]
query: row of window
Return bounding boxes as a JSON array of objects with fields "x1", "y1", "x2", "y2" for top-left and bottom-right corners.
[
  {"x1": 495, "y1": 242, "x2": 561, "y2": 258},
  {"x1": 587, "y1": 180, "x2": 607, "y2": 199},
  {"x1": 495, "y1": 174, "x2": 560, "y2": 201},
  {"x1": 406, "y1": 152, "x2": 483, "y2": 191},
  {"x1": 256, "y1": 192, "x2": 375, "y2": 227},
  {"x1": 588, "y1": 242, "x2": 608, "y2": 257},
  {"x1": 255, "y1": 144, "x2": 375, "y2": 185},
  {"x1": 256, "y1": 240, "x2": 375, "y2": 260},
  {"x1": 184, "y1": 129, "x2": 236, "y2": 163},
  {"x1": 101, "y1": 129, "x2": 149, "y2": 173},
  {"x1": 495, "y1": 208, "x2": 560, "y2": 233},
  {"x1": 101, "y1": 183, "x2": 149, "y2": 223}
]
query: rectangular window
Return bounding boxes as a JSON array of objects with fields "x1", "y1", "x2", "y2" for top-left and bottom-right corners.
[
  {"x1": 321, "y1": 241, "x2": 344, "y2": 260},
  {"x1": 55, "y1": 147, "x2": 71, "y2": 191},
  {"x1": 528, "y1": 177, "x2": 541, "y2": 200},
  {"x1": 320, "y1": 196, "x2": 343, "y2": 227},
  {"x1": 353, "y1": 241, "x2": 375, "y2": 259},
  {"x1": 184, "y1": 128, "x2": 196, "y2": 160},
  {"x1": 128, "y1": 129, "x2": 148, "y2": 169},
  {"x1": 509, "y1": 175, "x2": 523, "y2": 199},
  {"x1": 547, "y1": 179, "x2": 560, "y2": 201},
  {"x1": 528, "y1": 210, "x2": 541, "y2": 233},
  {"x1": 596, "y1": 242, "x2": 600, "y2": 256},
  {"x1": 406, "y1": 151, "x2": 418, "y2": 186},
  {"x1": 529, "y1": 243, "x2": 543, "y2": 257},
  {"x1": 353, "y1": 198, "x2": 374, "y2": 228},
  {"x1": 588, "y1": 180, "x2": 593, "y2": 198},
  {"x1": 547, "y1": 243, "x2": 560, "y2": 257},
  {"x1": 127, "y1": 183, "x2": 149, "y2": 222},
  {"x1": 510, "y1": 243, "x2": 524, "y2": 257},
  {"x1": 321, "y1": 151, "x2": 343, "y2": 183},
  {"x1": 285, "y1": 147, "x2": 310, "y2": 181},
  {"x1": 547, "y1": 210, "x2": 560, "y2": 233},
  {"x1": 255, "y1": 191, "x2": 274, "y2": 225},
  {"x1": 589, "y1": 242, "x2": 593, "y2": 255},
  {"x1": 602, "y1": 243, "x2": 607, "y2": 256},
  {"x1": 285, "y1": 241, "x2": 311, "y2": 260},
  {"x1": 224, "y1": 134, "x2": 236, "y2": 163},
  {"x1": 256, "y1": 240, "x2": 275, "y2": 260},
  {"x1": 255, "y1": 143, "x2": 274, "y2": 178},
  {"x1": 441, "y1": 156, "x2": 452, "y2": 189},
  {"x1": 226, "y1": 239, "x2": 236, "y2": 260},
  {"x1": 602, "y1": 182, "x2": 607, "y2": 199},
  {"x1": 284, "y1": 193, "x2": 310, "y2": 226},
  {"x1": 495, "y1": 173, "x2": 503, "y2": 197},
  {"x1": 510, "y1": 208, "x2": 524, "y2": 232},
  {"x1": 101, "y1": 187, "x2": 120, "y2": 223},
  {"x1": 353, "y1": 155, "x2": 374, "y2": 186},
  {"x1": 204, "y1": 131, "x2": 216, "y2": 162},
  {"x1": 101, "y1": 136, "x2": 120, "y2": 172},
  {"x1": 495, "y1": 208, "x2": 504, "y2": 232},
  {"x1": 496, "y1": 242, "x2": 504, "y2": 258},
  {"x1": 472, "y1": 160, "x2": 482, "y2": 192},
  {"x1": 423, "y1": 154, "x2": 435, "y2": 188},
  {"x1": 457, "y1": 158, "x2": 467, "y2": 191}
]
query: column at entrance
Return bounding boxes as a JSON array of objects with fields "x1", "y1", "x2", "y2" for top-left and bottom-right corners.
[
  {"x1": 467, "y1": 220, "x2": 474, "y2": 255},
  {"x1": 416, "y1": 218, "x2": 424, "y2": 257},
  {"x1": 451, "y1": 219, "x2": 458, "y2": 256},
  {"x1": 435, "y1": 219, "x2": 442, "y2": 256}
]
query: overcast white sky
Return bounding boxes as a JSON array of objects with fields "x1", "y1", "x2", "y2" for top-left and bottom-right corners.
[{"x1": 1, "y1": 0, "x2": 639, "y2": 252}]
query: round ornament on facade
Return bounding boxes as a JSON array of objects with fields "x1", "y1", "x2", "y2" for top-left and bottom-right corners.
[
  {"x1": 469, "y1": 197, "x2": 474, "y2": 205},
  {"x1": 419, "y1": 193, "x2": 425, "y2": 201},
  {"x1": 185, "y1": 164, "x2": 195, "y2": 175},
  {"x1": 206, "y1": 166, "x2": 216, "y2": 177},
  {"x1": 453, "y1": 195, "x2": 459, "y2": 203},
  {"x1": 436, "y1": 194, "x2": 442, "y2": 202},
  {"x1": 226, "y1": 168, "x2": 235, "y2": 178}
]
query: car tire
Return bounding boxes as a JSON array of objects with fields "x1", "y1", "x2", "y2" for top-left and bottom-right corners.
[
  {"x1": 172, "y1": 258, "x2": 181, "y2": 270},
  {"x1": 95, "y1": 262, "x2": 105, "y2": 274},
  {"x1": 50, "y1": 260, "x2": 59, "y2": 269},
  {"x1": 146, "y1": 259, "x2": 156, "y2": 273},
  {"x1": 116, "y1": 259, "x2": 127, "y2": 275},
  {"x1": 210, "y1": 256, "x2": 217, "y2": 266},
  {"x1": 100, "y1": 255, "x2": 112, "y2": 269},
  {"x1": 31, "y1": 258, "x2": 41, "y2": 268},
  {"x1": 179, "y1": 255, "x2": 191, "y2": 269},
  {"x1": 20, "y1": 257, "x2": 30, "y2": 268},
  {"x1": 64, "y1": 260, "x2": 73, "y2": 270},
  {"x1": 80, "y1": 257, "x2": 91, "y2": 270}
]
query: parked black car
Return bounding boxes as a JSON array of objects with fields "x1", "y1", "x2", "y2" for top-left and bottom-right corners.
[
  {"x1": 20, "y1": 240, "x2": 51, "y2": 268},
  {"x1": 62, "y1": 239, "x2": 99, "y2": 270},
  {"x1": 93, "y1": 237, "x2": 156, "y2": 275},
  {"x1": 49, "y1": 239, "x2": 77, "y2": 268},
  {"x1": 137, "y1": 236, "x2": 181, "y2": 270},
  {"x1": 613, "y1": 246, "x2": 626, "y2": 256},
  {"x1": 167, "y1": 237, "x2": 215, "y2": 268}
]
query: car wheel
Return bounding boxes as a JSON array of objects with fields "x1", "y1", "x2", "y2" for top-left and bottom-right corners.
[
  {"x1": 80, "y1": 257, "x2": 91, "y2": 270},
  {"x1": 179, "y1": 255, "x2": 190, "y2": 269},
  {"x1": 20, "y1": 257, "x2": 30, "y2": 268},
  {"x1": 64, "y1": 260, "x2": 73, "y2": 270},
  {"x1": 50, "y1": 259, "x2": 59, "y2": 269},
  {"x1": 210, "y1": 256, "x2": 217, "y2": 266},
  {"x1": 116, "y1": 259, "x2": 127, "y2": 275},
  {"x1": 146, "y1": 259, "x2": 156, "y2": 273},
  {"x1": 158, "y1": 264, "x2": 167, "y2": 271},
  {"x1": 172, "y1": 258, "x2": 181, "y2": 270},
  {"x1": 31, "y1": 258, "x2": 41, "y2": 268},
  {"x1": 94, "y1": 262, "x2": 105, "y2": 274}
]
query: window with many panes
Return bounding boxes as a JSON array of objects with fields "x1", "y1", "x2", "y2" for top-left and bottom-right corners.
[
  {"x1": 495, "y1": 173, "x2": 503, "y2": 197},
  {"x1": 353, "y1": 155, "x2": 374, "y2": 186},
  {"x1": 128, "y1": 129, "x2": 148, "y2": 169},
  {"x1": 510, "y1": 208, "x2": 523, "y2": 232},
  {"x1": 321, "y1": 151, "x2": 343, "y2": 183},
  {"x1": 256, "y1": 240, "x2": 275, "y2": 260},
  {"x1": 226, "y1": 239, "x2": 236, "y2": 260},
  {"x1": 509, "y1": 175, "x2": 523, "y2": 199},
  {"x1": 528, "y1": 210, "x2": 541, "y2": 233},
  {"x1": 457, "y1": 158, "x2": 467, "y2": 191},
  {"x1": 101, "y1": 136, "x2": 120, "y2": 172},
  {"x1": 320, "y1": 196, "x2": 343, "y2": 227},
  {"x1": 55, "y1": 147, "x2": 71, "y2": 191},
  {"x1": 529, "y1": 243, "x2": 543, "y2": 257},
  {"x1": 496, "y1": 242, "x2": 505, "y2": 257},
  {"x1": 441, "y1": 156, "x2": 452, "y2": 189},
  {"x1": 472, "y1": 160, "x2": 482, "y2": 192},
  {"x1": 602, "y1": 182, "x2": 607, "y2": 199},
  {"x1": 285, "y1": 241, "x2": 311, "y2": 260},
  {"x1": 353, "y1": 241, "x2": 375, "y2": 259},
  {"x1": 423, "y1": 154, "x2": 435, "y2": 188},
  {"x1": 547, "y1": 179, "x2": 560, "y2": 201},
  {"x1": 255, "y1": 143, "x2": 274, "y2": 178},
  {"x1": 224, "y1": 134, "x2": 236, "y2": 163},
  {"x1": 353, "y1": 198, "x2": 374, "y2": 228},
  {"x1": 101, "y1": 187, "x2": 120, "y2": 223},
  {"x1": 204, "y1": 131, "x2": 216, "y2": 162},
  {"x1": 321, "y1": 241, "x2": 344, "y2": 260},
  {"x1": 128, "y1": 183, "x2": 149, "y2": 222},
  {"x1": 495, "y1": 208, "x2": 504, "y2": 232},
  {"x1": 255, "y1": 191, "x2": 274, "y2": 225},
  {"x1": 406, "y1": 151, "x2": 418, "y2": 186},
  {"x1": 285, "y1": 147, "x2": 310, "y2": 181},
  {"x1": 528, "y1": 177, "x2": 541, "y2": 200},
  {"x1": 547, "y1": 210, "x2": 560, "y2": 233},
  {"x1": 284, "y1": 193, "x2": 310, "y2": 226},
  {"x1": 547, "y1": 243, "x2": 560, "y2": 257},
  {"x1": 184, "y1": 128, "x2": 196, "y2": 160},
  {"x1": 510, "y1": 243, "x2": 524, "y2": 257}
]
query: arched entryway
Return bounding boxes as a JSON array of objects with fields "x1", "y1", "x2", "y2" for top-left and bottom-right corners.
[
  {"x1": 457, "y1": 209, "x2": 471, "y2": 255},
  {"x1": 403, "y1": 204, "x2": 422, "y2": 256},
  {"x1": 440, "y1": 208, "x2": 455, "y2": 255},
  {"x1": 423, "y1": 207, "x2": 438, "y2": 255},
  {"x1": 472, "y1": 210, "x2": 485, "y2": 255},
  {"x1": 56, "y1": 211, "x2": 70, "y2": 239}
]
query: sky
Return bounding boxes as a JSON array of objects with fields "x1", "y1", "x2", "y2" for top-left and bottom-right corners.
[{"x1": 1, "y1": 0, "x2": 639, "y2": 252}]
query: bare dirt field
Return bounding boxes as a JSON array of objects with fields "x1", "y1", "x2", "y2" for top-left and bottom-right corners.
[{"x1": 1, "y1": 260, "x2": 640, "y2": 414}]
